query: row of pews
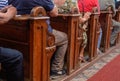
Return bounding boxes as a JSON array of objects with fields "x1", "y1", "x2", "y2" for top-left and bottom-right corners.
[{"x1": 0, "y1": 6, "x2": 120, "y2": 81}]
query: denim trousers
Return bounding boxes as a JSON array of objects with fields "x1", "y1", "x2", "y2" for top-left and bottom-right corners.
[
  {"x1": 0, "y1": 47, "x2": 24, "y2": 81},
  {"x1": 97, "y1": 28, "x2": 102, "y2": 48},
  {"x1": 51, "y1": 29, "x2": 68, "y2": 71}
]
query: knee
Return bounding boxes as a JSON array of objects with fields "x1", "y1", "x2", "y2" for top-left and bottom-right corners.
[
  {"x1": 1, "y1": 47, "x2": 23, "y2": 62},
  {"x1": 62, "y1": 32, "x2": 68, "y2": 41},
  {"x1": 13, "y1": 50, "x2": 23, "y2": 62}
]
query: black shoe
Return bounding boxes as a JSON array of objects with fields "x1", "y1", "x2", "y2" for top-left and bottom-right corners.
[
  {"x1": 50, "y1": 69, "x2": 66, "y2": 80},
  {"x1": 51, "y1": 69, "x2": 66, "y2": 76}
]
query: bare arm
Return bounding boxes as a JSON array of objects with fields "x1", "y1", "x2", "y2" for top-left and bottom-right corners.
[
  {"x1": 0, "y1": 5, "x2": 17, "y2": 24},
  {"x1": 79, "y1": 12, "x2": 91, "y2": 23}
]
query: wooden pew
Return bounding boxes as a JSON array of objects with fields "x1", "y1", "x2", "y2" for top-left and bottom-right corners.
[
  {"x1": 99, "y1": 7, "x2": 112, "y2": 52},
  {"x1": 50, "y1": 14, "x2": 80, "y2": 74},
  {"x1": 115, "y1": 7, "x2": 120, "y2": 44},
  {"x1": 86, "y1": 8, "x2": 100, "y2": 61},
  {"x1": 0, "y1": 6, "x2": 56, "y2": 81}
]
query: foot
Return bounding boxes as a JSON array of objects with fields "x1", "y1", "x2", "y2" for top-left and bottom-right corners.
[
  {"x1": 79, "y1": 56, "x2": 86, "y2": 62},
  {"x1": 50, "y1": 69, "x2": 66, "y2": 79},
  {"x1": 51, "y1": 69, "x2": 66, "y2": 75}
]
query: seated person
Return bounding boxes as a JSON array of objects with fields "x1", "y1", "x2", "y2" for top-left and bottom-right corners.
[
  {"x1": 9, "y1": 0, "x2": 68, "y2": 77},
  {"x1": 77, "y1": 0, "x2": 102, "y2": 61},
  {"x1": 99, "y1": 0, "x2": 120, "y2": 46},
  {"x1": 0, "y1": 1, "x2": 24, "y2": 81},
  {"x1": 115, "y1": 0, "x2": 120, "y2": 9}
]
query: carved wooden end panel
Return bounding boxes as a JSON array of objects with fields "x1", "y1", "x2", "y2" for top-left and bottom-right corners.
[
  {"x1": 99, "y1": 8, "x2": 112, "y2": 52},
  {"x1": 0, "y1": 6, "x2": 55, "y2": 81},
  {"x1": 50, "y1": 14, "x2": 81, "y2": 74},
  {"x1": 87, "y1": 12, "x2": 100, "y2": 61}
]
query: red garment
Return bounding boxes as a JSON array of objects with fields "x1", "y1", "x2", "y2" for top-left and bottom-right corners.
[{"x1": 78, "y1": 0, "x2": 100, "y2": 13}]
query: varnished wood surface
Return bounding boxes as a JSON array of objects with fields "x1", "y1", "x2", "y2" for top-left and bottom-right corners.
[
  {"x1": 0, "y1": 6, "x2": 55, "y2": 81},
  {"x1": 99, "y1": 8, "x2": 112, "y2": 52}
]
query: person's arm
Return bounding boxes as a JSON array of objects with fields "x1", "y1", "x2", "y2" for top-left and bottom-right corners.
[
  {"x1": 48, "y1": 5, "x2": 58, "y2": 17},
  {"x1": 79, "y1": 12, "x2": 91, "y2": 23},
  {"x1": 0, "y1": 5, "x2": 17, "y2": 24},
  {"x1": 48, "y1": 0, "x2": 66, "y2": 17}
]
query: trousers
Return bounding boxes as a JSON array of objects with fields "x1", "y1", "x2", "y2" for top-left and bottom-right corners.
[
  {"x1": 51, "y1": 29, "x2": 68, "y2": 71},
  {"x1": 0, "y1": 47, "x2": 24, "y2": 81}
]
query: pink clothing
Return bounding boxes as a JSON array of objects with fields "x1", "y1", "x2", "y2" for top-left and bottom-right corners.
[{"x1": 78, "y1": 0, "x2": 100, "y2": 13}]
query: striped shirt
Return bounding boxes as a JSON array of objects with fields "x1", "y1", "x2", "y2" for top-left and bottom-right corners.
[{"x1": 0, "y1": 0, "x2": 8, "y2": 9}]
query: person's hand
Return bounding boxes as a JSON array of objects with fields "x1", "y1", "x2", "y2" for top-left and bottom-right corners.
[
  {"x1": 0, "y1": 12, "x2": 11, "y2": 24},
  {"x1": 0, "y1": 5, "x2": 12, "y2": 13},
  {"x1": 0, "y1": 6, "x2": 17, "y2": 24},
  {"x1": 79, "y1": 12, "x2": 91, "y2": 23},
  {"x1": 83, "y1": 12, "x2": 91, "y2": 20}
]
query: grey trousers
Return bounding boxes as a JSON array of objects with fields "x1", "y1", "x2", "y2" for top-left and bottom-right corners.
[
  {"x1": 51, "y1": 29, "x2": 68, "y2": 71},
  {"x1": 110, "y1": 19, "x2": 120, "y2": 44}
]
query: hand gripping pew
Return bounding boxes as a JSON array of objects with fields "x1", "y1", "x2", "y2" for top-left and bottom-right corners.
[
  {"x1": 99, "y1": 7, "x2": 113, "y2": 52},
  {"x1": 0, "y1": 6, "x2": 56, "y2": 81}
]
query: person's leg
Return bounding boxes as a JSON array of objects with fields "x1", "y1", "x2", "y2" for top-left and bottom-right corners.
[
  {"x1": 97, "y1": 28, "x2": 102, "y2": 54},
  {"x1": 97, "y1": 28, "x2": 102, "y2": 48},
  {"x1": 79, "y1": 31, "x2": 87, "y2": 62},
  {"x1": 0, "y1": 47, "x2": 24, "y2": 81},
  {"x1": 51, "y1": 29, "x2": 68, "y2": 75},
  {"x1": 111, "y1": 19, "x2": 120, "y2": 45}
]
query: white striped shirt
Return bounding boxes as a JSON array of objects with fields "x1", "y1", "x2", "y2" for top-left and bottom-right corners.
[{"x1": 0, "y1": 0, "x2": 8, "y2": 9}]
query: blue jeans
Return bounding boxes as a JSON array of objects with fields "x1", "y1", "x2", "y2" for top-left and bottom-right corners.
[
  {"x1": 0, "y1": 47, "x2": 24, "y2": 81},
  {"x1": 97, "y1": 28, "x2": 102, "y2": 48}
]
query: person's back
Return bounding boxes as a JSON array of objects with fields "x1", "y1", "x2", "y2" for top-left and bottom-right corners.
[
  {"x1": 8, "y1": 0, "x2": 58, "y2": 16},
  {"x1": 78, "y1": 0, "x2": 100, "y2": 12}
]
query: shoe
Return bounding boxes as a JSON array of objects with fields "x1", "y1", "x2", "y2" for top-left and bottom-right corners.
[
  {"x1": 51, "y1": 69, "x2": 66, "y2": 76},
  {"x1": 110, "y1": 43, "x2": 115, "y2": 47},
  {"x1": 79, "y1": 56, "x2": 86, "y2": 63},
  {"x1": 97, "y1": 48, "x2": 102, "y2": 54},
  {"x1": 50, "y1": 69, "x2": 66, "y2": 80}
]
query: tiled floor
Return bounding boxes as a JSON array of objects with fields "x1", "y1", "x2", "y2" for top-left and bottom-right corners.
[
  {"x1": 70, "y1": 45, "x2": 120, "y2": 81},
  {"x1": 1, "y1": 45, "x2": 120, "y2": 81}
]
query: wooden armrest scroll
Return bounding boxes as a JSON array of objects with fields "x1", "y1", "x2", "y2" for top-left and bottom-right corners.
[
  {"x1": 30, "y1": 6, "x2": 47, "y2": 17},
  {"x1": 47, "y1": 32, "x2": 55, "y2": 47}
]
